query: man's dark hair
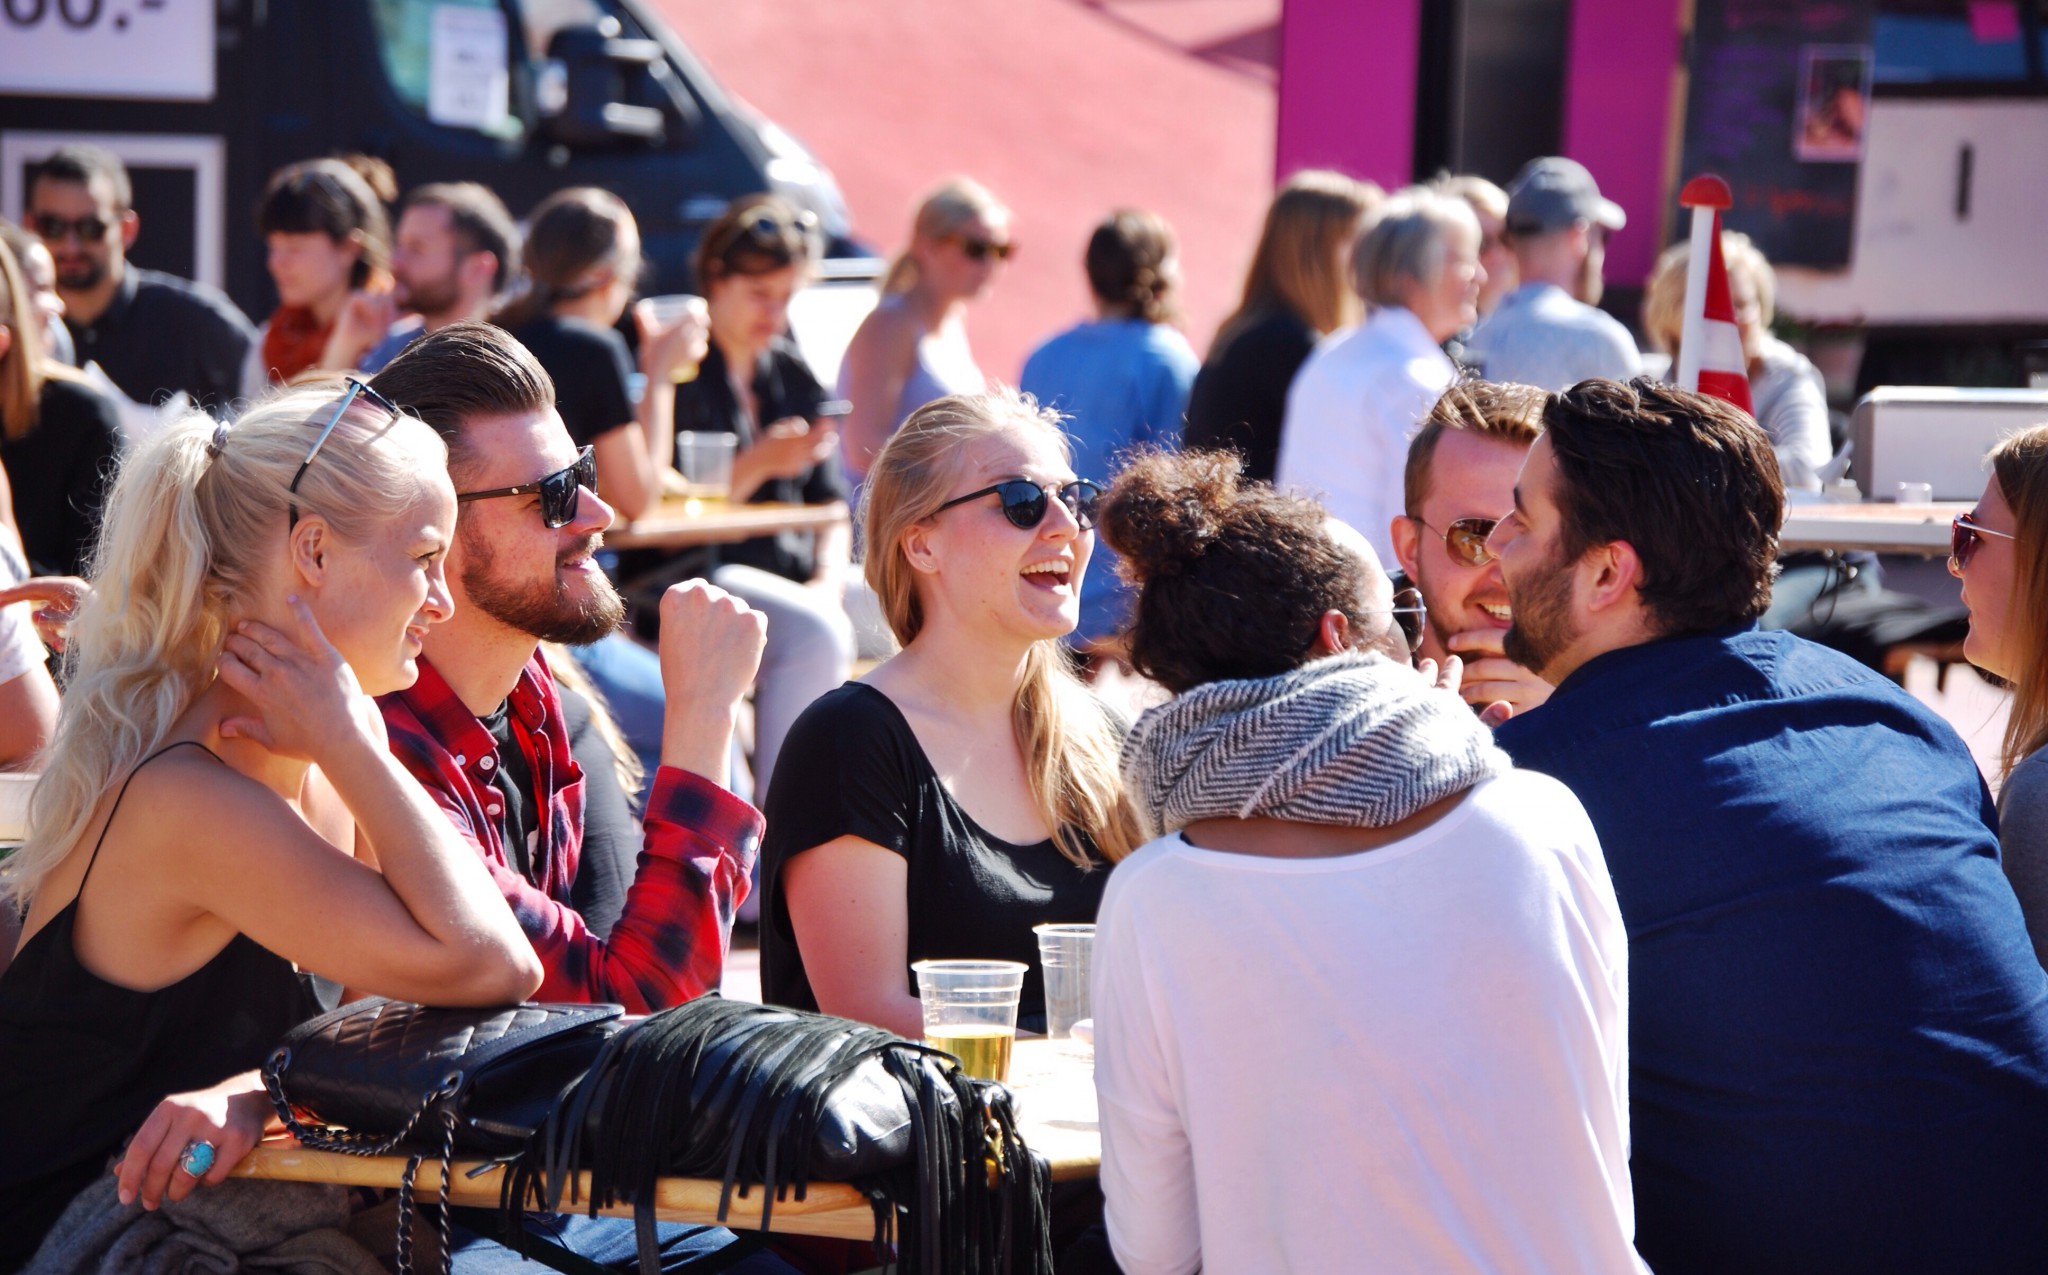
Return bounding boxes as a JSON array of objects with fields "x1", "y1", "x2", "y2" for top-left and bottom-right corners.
[
  {"x1": 405, "y1": 182, "x2": 522, "y2": 294},
  {"x1": 1542, "y1": 377, "x2": 1782, "y2": 635},
  {"x1": 29, "y1": 144, "x2": 132, "y2": 212},
  {"x1": 370, "y1": 322, "x2": 555, "y2": 482},
  {"x1": 1100, "y1": 448, "x2": 1371, "y2": 694}
]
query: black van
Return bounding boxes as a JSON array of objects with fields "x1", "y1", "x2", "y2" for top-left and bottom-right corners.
[{"x1": 0, "y1": 0, "x2": 866, "y2": 320}]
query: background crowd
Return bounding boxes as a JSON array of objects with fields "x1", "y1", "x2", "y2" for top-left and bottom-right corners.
[{"x1": 0, "y1": 138, "x2": 2045, "y2": 1275}]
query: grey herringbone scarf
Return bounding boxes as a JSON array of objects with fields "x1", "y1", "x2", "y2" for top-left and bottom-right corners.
[{"x1": 1123, "y1": 651, "x2": 1510, "y2": 836}]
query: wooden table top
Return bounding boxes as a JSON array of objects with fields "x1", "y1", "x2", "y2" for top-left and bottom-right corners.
[
  {"x1": 603, "y1": 500, "x2": 849, "y2": 551},
  {"x1": 1778, "y1": 501, "x2": 1969, "y2": 555},
  {"x1": 234, "y1": 1038, "x2": 1098, "y2": 1241}
]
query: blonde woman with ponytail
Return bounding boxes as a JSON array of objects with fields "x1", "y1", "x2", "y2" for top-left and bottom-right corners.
[
  {"x1": 759, "y1": 389, "x2": 1138, "y2": 1037},
  {"x1": 0, "y1": 383, "x2": 540, "y2": 1269},
  {"x1": 837, "y1": 177, "x2": 1008, "y2": 482}
]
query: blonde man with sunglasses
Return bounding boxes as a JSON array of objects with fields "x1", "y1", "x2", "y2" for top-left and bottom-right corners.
[{"x1": 1390, "y1": 379, "x2": 1553, "y2": 721}]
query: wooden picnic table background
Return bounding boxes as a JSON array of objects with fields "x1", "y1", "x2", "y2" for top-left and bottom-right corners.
[
  {"x1": 235, "y1": 1038, "x2": 1098, "y2": 1241},
  {"x1": 603, "y1": 500, "x2": 849, "y2": 551},
  {"x1": 1778, "y1": 501, "x2": 1968, "y2": 555}
]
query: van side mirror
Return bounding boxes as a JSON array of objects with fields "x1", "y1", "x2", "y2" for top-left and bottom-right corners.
[{"x1": 537, "y1": 26, "x2": 667, "y2": 148}]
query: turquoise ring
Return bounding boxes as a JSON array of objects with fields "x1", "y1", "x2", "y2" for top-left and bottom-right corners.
[{"x1": 177, "y1": 1140, "x2": 217, "y2": 1178}]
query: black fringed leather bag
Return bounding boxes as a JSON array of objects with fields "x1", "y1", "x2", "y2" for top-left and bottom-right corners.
[
  {"x1": 262, "y1": 994, "x2": 1053, "y2": 1275},
  {"x1": 506, "y1": 994, "x2": 1053, "y2": 1275}
]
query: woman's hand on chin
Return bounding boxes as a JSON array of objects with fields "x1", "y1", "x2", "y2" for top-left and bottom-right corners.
[
  {"x1": 116, "y1": 1070, "x2": 270, "y2": 1210},
  {"x1": 215, "y1": 596, "x2": 383, "y2": 760}
]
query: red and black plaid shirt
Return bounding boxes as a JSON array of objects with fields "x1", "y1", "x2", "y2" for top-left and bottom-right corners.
[{"x1": 379, "y1": 653, "x2": 761, "y2": 1011}]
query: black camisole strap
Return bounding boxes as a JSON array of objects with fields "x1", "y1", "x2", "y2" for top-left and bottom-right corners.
[{"x1": 74, "y1": 740, "x2": 226, "y2": 898}]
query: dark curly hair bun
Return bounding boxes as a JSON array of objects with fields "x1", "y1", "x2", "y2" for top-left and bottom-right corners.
[
  {"x1": 1098, "y1": 449, "x2": 1242, "y2": 582},
  {"x1": 1099, "y1": 448, "x2": 1373, "y2": 694}
]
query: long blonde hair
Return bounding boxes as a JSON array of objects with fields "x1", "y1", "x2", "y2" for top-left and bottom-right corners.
[
  {"x1": 860, "y1": 389, "x2": 1141, "y2": 866},
  {"x1": 0, "y1": 235, "x2": 60, "y2": 442},
  {"x1": 1213, "y1": 169, "x2": 1382, "y2": 354},
  {"x1": 2, "y1": 383, "x2": 448, "y2": 909},
  {"x1": 1992, "y1": 423, "x2": 2048, "y2": 781},
  {"x1": 880, "y1": 177, "x2": 1009, "y2": 296}
]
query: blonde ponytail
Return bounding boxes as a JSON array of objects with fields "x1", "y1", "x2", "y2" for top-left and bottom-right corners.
[
  {"x1": 861, "y1": 389, "x2": 1141, "y2": 866},
  {"x1": 3, "y1": 382, "x2": 447, "y2": 909}
]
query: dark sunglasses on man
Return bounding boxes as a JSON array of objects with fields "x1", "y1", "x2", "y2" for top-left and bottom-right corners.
[
  {"x1": 934, "y1": 478, "x2": 1103, "y2": 531},
  {"x1": 31, "y1": 212, "x2": 114, "y2": 243},
  {"x1": 1409, "y1": 515, "x2": 1499, "y2": 568},
  {"x1": 457, "y1": 446, "x2": 598, "y2": 528},
  {"x1": 1950, "y1": 513, "x2": 2016, "y2": 571}
]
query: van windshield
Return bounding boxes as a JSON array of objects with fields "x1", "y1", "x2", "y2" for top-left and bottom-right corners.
[{"x1": 369, "y1": 0, "x2": 662, "y2": 139}]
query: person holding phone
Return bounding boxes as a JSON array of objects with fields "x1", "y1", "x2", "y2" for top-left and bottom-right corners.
[{"x1": 624, "y1": 195, "x2": 853, "y2": 799}]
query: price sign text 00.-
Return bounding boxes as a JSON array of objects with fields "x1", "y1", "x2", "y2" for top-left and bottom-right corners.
[{"x1": 0, "y1": 0, "x2": 215, "y2": 102}]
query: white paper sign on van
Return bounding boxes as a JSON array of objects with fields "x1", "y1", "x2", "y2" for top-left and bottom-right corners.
[
  {"x1": 428, "y1": 4, "x2": 510, "y2": 132},
  {"x1": 0, "y1": 0, "x2": 216, "y2": 102}
]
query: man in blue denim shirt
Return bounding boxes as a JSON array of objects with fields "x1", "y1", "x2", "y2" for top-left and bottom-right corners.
[{"x1": 1489, "y1": 378, "x2": 2048, "y2": 1274}]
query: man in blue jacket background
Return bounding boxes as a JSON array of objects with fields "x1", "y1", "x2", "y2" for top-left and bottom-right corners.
[{"x1": 1490, "y1": 377, "x2": 2048, "y2": 1275}]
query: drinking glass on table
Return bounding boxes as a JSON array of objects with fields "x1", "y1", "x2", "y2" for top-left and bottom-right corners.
[
  {"x1": 1033, "y1": 923, "x2": 1095, "y2": 1053},
  {"x1": 676, "y1": 432, "x2": 738, "y2": 500},
  {"x1": 912, "y1": 959, "x2": 1026, "y2": 1082}
]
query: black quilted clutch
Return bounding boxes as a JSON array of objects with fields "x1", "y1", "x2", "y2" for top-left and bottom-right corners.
[{"x1": 261, "y1": 997, "x2": 624, "y2": 1157}]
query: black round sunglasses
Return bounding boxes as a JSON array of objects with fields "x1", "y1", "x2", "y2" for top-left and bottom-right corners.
[{"x1": 934, "y1": 478, "x2": 1104, "y2": 530}]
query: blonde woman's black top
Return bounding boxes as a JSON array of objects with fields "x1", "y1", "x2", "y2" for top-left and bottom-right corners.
[{"x1": 759, "y1": 682, "x2": 1110, "y2": 1029}]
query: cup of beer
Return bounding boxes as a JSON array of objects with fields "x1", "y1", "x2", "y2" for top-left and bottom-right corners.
[{"x1": 912, "y1": 959, "x2": 1027, "y2": 1082}]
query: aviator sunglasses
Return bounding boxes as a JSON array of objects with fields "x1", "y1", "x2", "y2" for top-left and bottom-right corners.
[
  {"x1": 1951, "y1": 513, "x2": 2016, "y2": 571},
  {"x1": 1410, "y1": 515, "x2": 1499, "y2": 568},
  {"x1": 457, "y1": 446, "x2": 597, "y2": 528},
  {"x1": 934, "y1": 478, "x2": 1104, "y2": 531}
]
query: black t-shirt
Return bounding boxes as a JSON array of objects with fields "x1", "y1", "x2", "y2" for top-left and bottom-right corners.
[
  {"x1": 0, "y1": 376, "x2": 124, "y2": 576},
  {"x1": 509, "y1": 315, "x2": 637, "y2": 448},
  {"x1": 1183, "y1": 308, "x2": 1318, "y2": 483},
  {"x1": 67, "y1": 267, "x2": 256, "y2": 419},
  {"x1": 481, "y1": 699, "x2": 539, "y2": 883},
  {"x1": 559, "y1": 681, "x2": 642, "y2": 941},
  {"x1": 663, "y1": 336, "x2": 845, "y2": 583},
  {"x1": 759, "y1": 682, "x2": 1113, "y2": 1027}
]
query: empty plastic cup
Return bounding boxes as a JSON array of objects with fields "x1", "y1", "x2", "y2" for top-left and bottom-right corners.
[
  {"x1": 912, "y1": 959, "x2": 1027, "y2": 1082},
  {"x1": 677, "y1": 431, "x2": 737, "y2": 499},
  {"x1": 1033, "y1": 923, "x2": 1095, "y2": 1050}
]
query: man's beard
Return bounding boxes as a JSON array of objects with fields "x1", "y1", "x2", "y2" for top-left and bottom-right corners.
[
  {"x1": 1501, "y1": 542, "x2": 1580, "y2": 680},
  {"x1": 396, "y1": 270, "x2": 461, "y2": 320},
  {"x1": 460, "y1": 526, "x2": 625, "y2": 645},
  {"x1": 1576, "y1": 244, "x2": 1604, "y2": 308},
  {"x1": 55, "y1": 256, "x2": 106, "y2": 292}
]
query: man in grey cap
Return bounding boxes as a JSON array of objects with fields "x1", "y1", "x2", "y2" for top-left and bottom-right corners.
[{"x1": 1463, "y1": 157, "x2": 1641, "y2": 391}]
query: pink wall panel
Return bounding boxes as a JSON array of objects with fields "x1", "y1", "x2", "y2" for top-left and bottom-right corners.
[
  {"x1": 1275, "y1": 0, "x2": 1421, "y2": 189},
  {"x1": 1561, "y1": 0, "x2": 1688, "y2": 289}
]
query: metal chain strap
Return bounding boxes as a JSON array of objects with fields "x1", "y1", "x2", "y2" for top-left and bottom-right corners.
[
  {"x1": 391, "y1": 1108, "x2": 460, "y2": 1275},
  {"x1": 261, "y1": 1051, "x2": 462, "y2": 1158}
]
